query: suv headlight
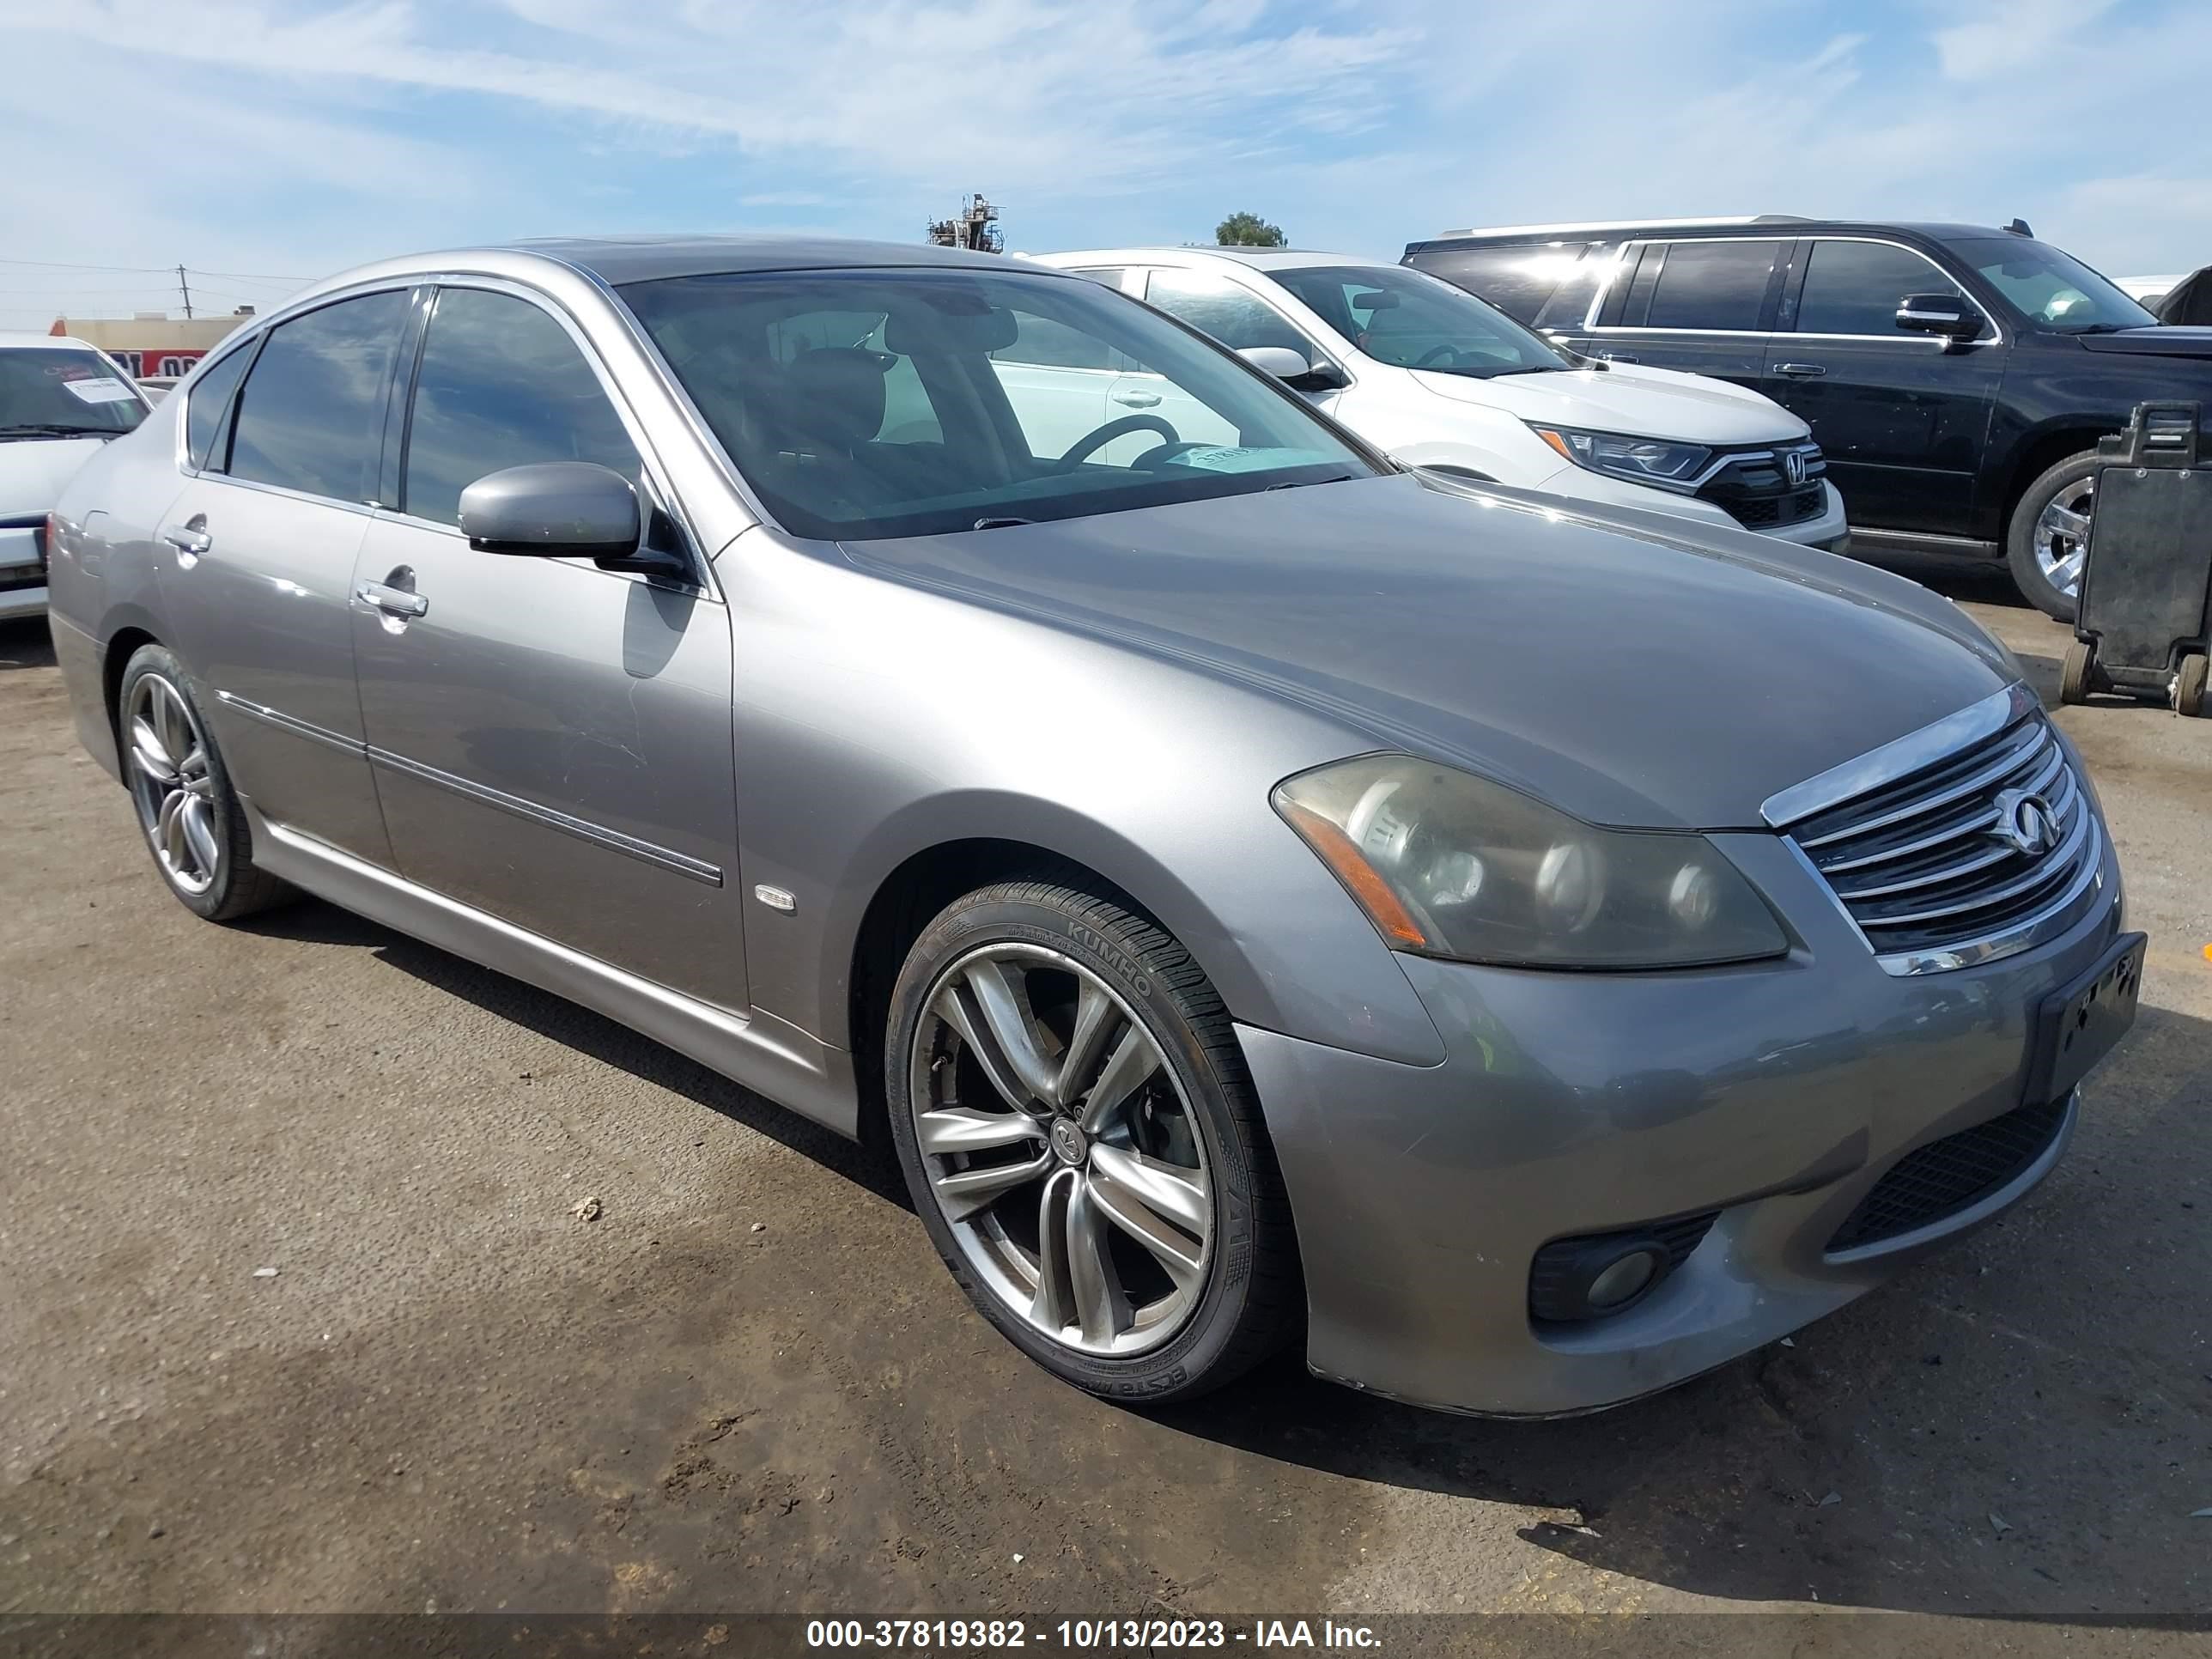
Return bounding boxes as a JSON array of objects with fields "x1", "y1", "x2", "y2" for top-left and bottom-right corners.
[
  {"x1": 1528, "y1": 424, "x2": 1711, "y2": 493},
  {"x1": 1274, "y1": 755, "x2": 1788, "y2": 969}
]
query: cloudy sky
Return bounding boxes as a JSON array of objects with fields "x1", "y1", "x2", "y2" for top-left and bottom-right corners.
[{"x1": 3, "y1": 0, "x2": 2207, "y2": 325}]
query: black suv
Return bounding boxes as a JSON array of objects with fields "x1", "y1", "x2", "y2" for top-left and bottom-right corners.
[{"x1": 1404, "y1": 216, "x2": 2212, "y2": 618}]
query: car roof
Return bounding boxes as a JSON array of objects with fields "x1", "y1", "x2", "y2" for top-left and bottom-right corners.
[
  {"x1": 1032, "y1": 246, "x2": 1388, "y2": 273},
  {"x1": 0, "y1": 331, "x2": 108, "y2": 352},
  {"x1": 1410, "y1": 218, "x2": 2021, "y2": 248},
  {"x1": 503, "y1": 234, "x2": 1038, "y2": 285}
]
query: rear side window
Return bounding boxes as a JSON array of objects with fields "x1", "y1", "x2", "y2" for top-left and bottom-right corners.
[
  {"x1": 992, "y1": 312, "x2": 1115, "y2": 370},
  {"x1": 401, "y1": 288, "x2": 641, "y2": 528},
  {"x1": 1793, "y1": 240, "x2": 1966, "y2": 335},
  {"x1": 1639, "y1": 241, "x2": 1781, "y2": 331},
  {"x1": 228, "y1": 291, "x2": 407, "y2": 502},
  {"x1": 184, "y1": 344, "x2": 254, "y2": 471},
  {"x1": 1404, "y1": 244, "x2": 1594, "y2": 325}
]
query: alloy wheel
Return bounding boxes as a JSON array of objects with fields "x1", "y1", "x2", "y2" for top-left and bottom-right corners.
[
  {"x1": 908, "y1": 943, "x2": 1213, "y2": 1356},
  {"x1": 126, "y1": 673, "x2": 220, "y2": 896},
  {"x1": 2033, "y1": 475, "x2": 2095, "y2": 601}
]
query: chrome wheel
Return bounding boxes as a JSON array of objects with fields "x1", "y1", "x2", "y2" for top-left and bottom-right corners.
[
  {"x1": 908, "y1": 943, "x2": 1212, "y2": 1357},
  {"x1": 126, "y1": 673, "x2": 220, "y2": 896},
  {"x1": 2033, "y1": 474, "x2": 2094, "y2": 601}
]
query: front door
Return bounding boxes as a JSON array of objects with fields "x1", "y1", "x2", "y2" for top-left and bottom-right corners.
[
  {"x1": 1571, "y1": 236, "x2": 1789, "y2": 386},
  {"x1": 1760, "y1": 238, "x2": 2003, "y2": 538},
  {"x1": 151, "y1": 288, "x2": 413, "y2": 865},
  {"x1": 348, "y1": 283, "x2": 745, "y2": 1009}
]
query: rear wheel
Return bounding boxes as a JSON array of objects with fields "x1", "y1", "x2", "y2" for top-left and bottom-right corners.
[
  {"x1": 2059, "y1": 639, "x2": 2097, "y2": 706},
  {"x1": 118, "y1": 645, "x2": 294, "y2": 921},
  {"x1": 2175, "y1": 651, "x2": 2209, "y2": 717},
  {"x1": 2006, "y1": 453, "x2": 2097, "y2": 622},
  {"x1": 884, "y1": 880, "x2": 1300, "y2": 1403}
]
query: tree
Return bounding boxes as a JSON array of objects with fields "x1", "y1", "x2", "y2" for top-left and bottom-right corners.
[{"x1": 1214, "y1": 210, "x2": 1286, "y2": 247}]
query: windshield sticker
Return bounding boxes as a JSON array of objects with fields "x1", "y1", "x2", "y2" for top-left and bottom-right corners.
[
  {"x1": 61, "y1": 377, "x2": 137, "y2": 404},
  {"x1": 1165, "y1": 445, "x2": 1335, "y2": 474}
]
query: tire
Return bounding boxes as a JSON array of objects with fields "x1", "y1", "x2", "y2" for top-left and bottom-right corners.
[
  {"x1": 2006, "y1": 452, "x2": 2098, "y2": 623},
  {"x1": 2176, "y1": 652, "x2": 2209, "y2": 718},
  {"x1": 117, "y1": 644, "x2": 295, "y2": 921},
  {"x1": 884, "y1": 880, "x2": 1301, "y2": 1404},
  {"x1": 2059, "y1": 639, "x2": 2096, "y2": 706}
]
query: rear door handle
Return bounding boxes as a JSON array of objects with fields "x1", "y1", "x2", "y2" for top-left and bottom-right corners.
[
  {"x1": 1110, "y1": 388, "x2": 1163, "y2": 408},
  {"x1": 161, "y1": 526, "x2": 211, "y2": 556},
  {"x1": 356, "y1": 579, "x2": 428, "y2": 619},
  {"x1": 1774, "y1": 362, "x2": 1828, "y2": 378}
]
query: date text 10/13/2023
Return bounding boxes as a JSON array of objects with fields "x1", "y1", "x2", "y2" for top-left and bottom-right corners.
[{"x1": 805, "y1": 1619, "x2": 1382, "y2": 1649}]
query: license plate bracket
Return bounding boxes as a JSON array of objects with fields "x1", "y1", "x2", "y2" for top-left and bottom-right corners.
[{"x1": 2023, "y1": 931, "x2": 2147, "y2": 1106}]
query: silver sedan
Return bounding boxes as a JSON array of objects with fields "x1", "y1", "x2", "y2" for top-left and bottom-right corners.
[{"x1": 46, "y1": 236, "x2": 2141, "y2": 1416}]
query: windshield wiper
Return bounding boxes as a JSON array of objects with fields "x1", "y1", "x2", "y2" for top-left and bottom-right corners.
[
  {"x1": 0, "y1": 422, "x2": 123, "y2": 439},
  {"x1": 1265, "y1": 473, "x2": 1359, "y2": 491},
  {"x1": 972, "y1": 515, "x2": 1035, "y2": 530},
  {"x1": 2064, "y1": 322, "x2": 2131, "y2": 335},
  {"x1": 1487, "y1": 364, "x2": 1565, "y2": 377}
]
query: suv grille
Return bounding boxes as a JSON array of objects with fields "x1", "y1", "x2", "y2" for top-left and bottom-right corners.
[
  {"x1": 1827, "y1": 1096, "x2": 2069, "y2": 1253},
  {"x1": 1784, "y1": 708, "x2": 2100, "y2": 972},
  {"x1": 1696, "y1": 446, "x2": 1826, "y2": 530}
]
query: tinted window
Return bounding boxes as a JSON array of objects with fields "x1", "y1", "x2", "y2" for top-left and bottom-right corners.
[
  {"x1": 1406, "y1": 244, "x2": 1593, "y2": 325},
  {"x1": 184, "y1": 343, "x2": 254, "y2": 471},
  {"x1": 1641, "y1": 241, "x2": 1779, "y2": 331},
  {"x1": 620, "y1": 266, "x2": 1372, "y2": 542},
  {"x1": 1795, "y1": 240, "x2": 1965, "y2": 335},
  {"x1": 1143, "y1": 270, "x2": 1314, "y2": 354},
  {"x1": 0, "y1": 348, "x2": 148, "y2": 435},
  {"x1": 402, "y1": 289, "x2": 641, "y2": 527},
  {"x1": 228, "y1": 292, "x2": 406, "y2": 501}
]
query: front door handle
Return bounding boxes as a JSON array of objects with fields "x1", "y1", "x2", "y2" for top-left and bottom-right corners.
[
  {"x1": 356, "y1": 579, "x2": 428, "y2": 619},
  {"x1": 1593, "y1": 350, "x2": 1638, "y2": 364},
  {"x1": 1110, "y1": 388, "x2": 1163, "y2": 408},
  {"x1": 161, "y1": 525, "x2": 212, "y2": 556},
  {"x1": 1774, "y1": 362, "x2": 1828, "y2": 378}
]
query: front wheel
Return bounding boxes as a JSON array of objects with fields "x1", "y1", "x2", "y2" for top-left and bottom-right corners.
[
  {"x1": 884, "y1": 881, "x2": 1301, "y2": 1403},
  {"x1": 2006, "y1": 453, "x2": 2098, "y2": 623}
]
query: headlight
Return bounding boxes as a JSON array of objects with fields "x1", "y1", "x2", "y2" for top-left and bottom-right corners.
[
  {"x1": 1529, "y1": 425, "x2": 1711, "y2": 492},
  {"x1": 1274, "y1": 755, "x2": 1788, "y2": 969}
]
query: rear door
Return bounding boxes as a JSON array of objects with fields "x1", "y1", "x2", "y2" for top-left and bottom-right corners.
[
  {"x1": 1579, "y1": 236, "x2": 1790, "y2": 385},
  {"x1": 150, "y1": 289, "x2": 410, "y2": 865},
  {"x1": 1760, "y1": 237, "x2": 2003, "y2": 538},
  {"x1": 985, "y1": 309, "x2": 1118, "y2": 462},
  {"x1": 1126, "y1": 268, "x2": 1316, "y2": 451},
  {"x1": 349, "y1": 281, "x2": 744, "y2": 1007}
]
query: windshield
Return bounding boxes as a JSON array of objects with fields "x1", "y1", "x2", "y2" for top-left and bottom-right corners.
[
  {"x1": 0, "y1": 348, "x2": 148, "y2": 436},
  {"x1": 1952, "y1": 238, "x2": 2157, "y2": 332},
  {"x1": 618, "y1": 267, "x2": 1376, "y2": 541},
  {"x1": 1270, "y1": 264, "x2": 1570, "y2": 376}
]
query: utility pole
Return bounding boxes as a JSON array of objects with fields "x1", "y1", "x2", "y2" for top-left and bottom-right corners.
[{"x1": 176, "y1": 264, "x2": 193, "y2": 320}]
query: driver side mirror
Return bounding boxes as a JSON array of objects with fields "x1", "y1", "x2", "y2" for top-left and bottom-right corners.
[
  {"x1": 1894, "y1": 294, "x2": 1984, "y2": 341},
  {"x1": 1238, "y1": 345, "x2": 1347, "y2": 392},
  {"x1": 459, "y1": 461, "x2": 684, "y2": 577}
]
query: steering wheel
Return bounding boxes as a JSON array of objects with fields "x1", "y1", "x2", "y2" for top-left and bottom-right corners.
[
  {"x1": 1413, "y1": 344, "x2": 1464, "y2": 369},
  {"x1": 1055, "y1": 413, "x2": 1179, "y2": 470}
]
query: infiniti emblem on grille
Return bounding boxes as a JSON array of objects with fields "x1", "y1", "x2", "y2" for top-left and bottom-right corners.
[{"x1": 1990, "y1": 787, "x2": 2060, "y2": 857}]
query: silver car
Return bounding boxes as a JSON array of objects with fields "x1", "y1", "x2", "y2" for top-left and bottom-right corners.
[{"x1": 46, "y1": 237, "x2": 2142, "y2": 1417}]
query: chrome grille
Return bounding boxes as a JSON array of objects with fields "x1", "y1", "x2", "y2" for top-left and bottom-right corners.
[{"x1": 1765, "y1": 687, "x2": 2106, "y2": 975}]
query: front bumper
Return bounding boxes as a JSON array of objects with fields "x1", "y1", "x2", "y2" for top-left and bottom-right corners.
[
  {"x1": 1, "y1": 523, "x2": 47, "y2": 619},
  {"x1": 1241, "y1": 827, "x2": 2126, "y2": 1418},
  {"x1": 1532, "y1": 467, "x2": 1849, "y2": 550}
]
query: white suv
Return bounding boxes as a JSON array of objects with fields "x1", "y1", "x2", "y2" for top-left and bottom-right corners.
[
  {"x1": 1, "y1": 332, "x2": 152, "y2": 620},
  {"x1": 1025, "y1": 247, "x2": 1848, "y2": 549}
]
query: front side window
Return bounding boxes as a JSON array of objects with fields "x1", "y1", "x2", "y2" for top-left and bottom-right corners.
[
  {"x1": 1142, "y1": 270, "x2": 1315, "y2": 355},
  {"x1": 402, "y1": 288, "x2": 641, "y2": 527},
  {"x1": 1270, "y1": 264, "x2": 1567, "y2": 377},
  {"x1": 1793, "y1": 241, "x2": 1969, "y2": 336},
  {"x1": 620, "y1": 266, "x2": 1375, "y2": 542},
  {"x1": 184, "y1": 343, "x2": 255, "y2": 471},
  {"x1": 1404, "y1": 244, "x2": 1594, "y2": 325},
  {"x1": 0, "y1": 348, "x2": 149, "y2": 438},
  {"x1": 1639, "y1": 241, "x2": 1780, "y2": 331},
  {"x1": 1951, "y1": 237, "x2": 2155, "y2": 332},
  {"x1": 228, "y1": 290, "x2": 408, "y2": 502}
]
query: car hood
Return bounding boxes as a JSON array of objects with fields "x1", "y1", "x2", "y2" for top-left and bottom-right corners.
[
  {"x1": 0, "y1": 436, "x2": 113, "y2": 520},
  {"x1": 1409, "y1": 361, "x2": 1807, "y2": 445},
  {"x1": 842, "y1": 473, "x2": 2014, "y2": 830},
  {"x1": 2075, "y1": 326, "x2": 2212, "y2": 360}
]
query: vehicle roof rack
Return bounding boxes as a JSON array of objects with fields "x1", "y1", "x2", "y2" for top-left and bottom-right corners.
[{"x1": 1425, "y1": 214, "x2": 1808, "y2": 240}]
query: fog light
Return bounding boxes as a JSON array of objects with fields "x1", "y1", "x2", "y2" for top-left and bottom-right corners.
[
  {"x1": 1585, "y1": 1248, "x2": 1661, "y2": 1309},
  {"x1": 1528, "y1": 1212, "x2": 1717, "y2": 1324}
]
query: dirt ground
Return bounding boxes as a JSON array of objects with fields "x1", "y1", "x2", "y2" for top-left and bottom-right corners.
[{"x1": 2, "y1": 555, "x2": 2207, "y2": 1656}]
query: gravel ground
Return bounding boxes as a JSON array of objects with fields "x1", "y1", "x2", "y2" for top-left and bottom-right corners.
[{"x1": 1, "y1": 556, "x2": 2206, "y2": 1656}]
